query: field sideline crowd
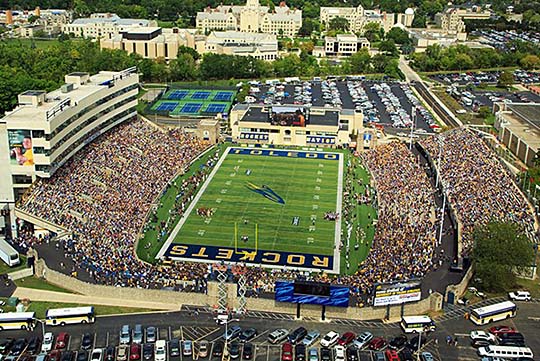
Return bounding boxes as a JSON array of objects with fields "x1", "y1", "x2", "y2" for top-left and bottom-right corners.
[{"x1": 9, "y1": 122, "x2": 537, "y2": 302}]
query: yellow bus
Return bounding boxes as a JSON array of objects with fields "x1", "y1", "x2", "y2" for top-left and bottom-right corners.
[
  {"x1": 45, "y1": 306, "x2": 95, "y2": 326},
  {"x1": 0, "y1": 312, "x2": 36, "y2": 331},
  {"x1": 470, "y1": 301, "x2": 517, "y2": 325}
]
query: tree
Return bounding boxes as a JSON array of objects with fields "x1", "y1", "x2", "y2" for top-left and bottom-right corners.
[
  {"x1": 472, "y1": 222, "x2": 534, "y2": 292},
  {"x1": 328, "y1": 16, "x2": 349, "y2": 32},
  {"x1": 498, "y1": 70, "x2": 514, "y2": 87},
  {"x1": 298, "y1": 18, "x2": 316, "y2": 37},
  {"x1": 378, "y1": 39, "x2": 399, "y2": 57},
  {"x1": 386, "y1": 27, "x2": 410, "y2": 45},
  {"x1": 178, "y1": 45, "x2": 200, "y2": 61},
  {"x1": 348, "y1": 48, "x2": 372, "y2": 73},
  {"x1": 170, "y1": 53, "x2": 197, "y2": 81},
  {"x1": 520, "y1": 54, "x2": 540, "y2": 70},
  {"x1": 363, "y1": 22, "x2": 383, "y2": 42}
]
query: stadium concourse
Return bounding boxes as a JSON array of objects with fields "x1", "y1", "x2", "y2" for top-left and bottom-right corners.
[{"x1": 8, "y1": 122, "x2": 537, "y2": 305}]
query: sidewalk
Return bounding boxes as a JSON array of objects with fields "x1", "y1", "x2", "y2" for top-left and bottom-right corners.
[{"x1": 13, "y1": 287, "x2": 179, "y2": 311}]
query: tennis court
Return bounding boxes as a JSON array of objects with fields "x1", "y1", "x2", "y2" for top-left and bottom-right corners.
[
  {"x1": 205, "y1": 103, "x2": 227, "y2": 113},
  {"x1": 167, "y1": 90, "x2": 189, "y2": 100},
  {"x1": 155, "y1": 102, "x2": 179, "y2": 112},
  {"x1": 191, "y1": 91, "x2": 211, "y2": 100},
  {"x1": 213, "y1": 91, "x2": 234, "y2": 101},
  {"x1": 181, "y1": 103, "x2": 203, "y2": 113}
]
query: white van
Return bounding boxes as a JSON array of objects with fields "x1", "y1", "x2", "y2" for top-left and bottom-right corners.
[
  {"x1": 477, "y1": 345, "x2": 533, "y2": 359},
  {"x1": 0, "y1": 237, "x2": 20, "y2": 267},
  {"x1": 154, "y1": 340, "x2": 166, "y2": 361}
]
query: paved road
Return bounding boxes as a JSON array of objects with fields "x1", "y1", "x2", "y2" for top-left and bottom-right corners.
[{"x1": 2, "y1": 300, "x2": 539, "y2": 361}]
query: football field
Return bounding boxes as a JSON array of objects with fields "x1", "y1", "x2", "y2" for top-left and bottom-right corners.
[{"x1": 159, "y1": 147, "x2": 343, "y2": 272}]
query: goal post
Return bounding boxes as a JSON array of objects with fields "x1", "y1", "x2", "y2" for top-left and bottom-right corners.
[{"x1": 234, "y1": 222, "x2": 259, "y2": 253}]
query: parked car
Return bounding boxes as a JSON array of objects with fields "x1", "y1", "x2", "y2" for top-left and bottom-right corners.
[
  {"x1": 289, "y1": 327, "x2": 308, "y2": 344},
  {"x1": 42, "y1": 333, "x2": 54, "y2": 353},
  {"x1": 145, "y1": 328, "x2": 156, "y2": 344},
  {"x1": 212, "y1": 341, "x2": 224, "y2": 357},
  {"x1": 182, "y1": 341, "x2": 192, "y2": 357},
  {"x1": 269, "y1": 329, "x2": 289, "y2": 344},
  {"x1": 61, "y1": 351, "x2": 75, "y2": 361},
  {"x1": 11, "y1": 339, "x2": 27, "y2": 356},
  {"x1": 142, "y1": 344, "x2": 153, "y2": 360},
  {"x1": 407, "y1": 336, "x2": 426, "y2": 351},
  {"x1": 77, "y1": 351, "x2": 88, "y2": 361},
  {"x1": 116, "y1": 346, "x2": 128, "y2": 361},
  {"x1": 346, "y1": 346, "x2": 358, "y2": 361},
  {"x1": 308, "y1": 348, "x2": 318, "y2": 361},
  {"x1": 81, "y1": 334, "x2": 93, "y2": 351},
  {"x1": 320, "y1": 332, "x2": 339, "y2": 348},
  {"x1": 388, "y1": 335, "x2": 408, "y2": 350},
  {"x1": 470, "y1": 331, "x2": 496, "y2": 342},
  {"x1": 0, "y1": 338, "x2": 14, "y2": 353},
  {"x1": 281, "y1": 343, "x2": 293, "y2": 361},
  {"x1": 334, "y1": 346, "x2": 345, "y2": 361},
  {"x1": 488, "y1": 326, "x2": 516, "y2": 336},
  {"x1": 49, "y1": 350, "x2": 62, "y2": 361},
  {"x1": 120, "y1": 326, "x2": 131, "y2": 345},
  {"x1": 320, "y1": 348, "x2": 331, "y2": 361},
  {"x1": 399, "y1": 348, "x2": 414, "y2": 361},
  {"x1": 239, "y1": 328, "x2": 258, "y2": 343},
  {"x1": 91, "y1": 349, "x2": 103, "y2": 361},
  {"x1": 55, "y1": 333, "x2": 70, "y2": 350},
  {"x1": 132, "y1": 325, "x2": 143, "y2": 345},
  {"x1": 242, "y1": 343, "x2": 253, "y2": 360},
  {"x1": 105, "y1": 346, "x2": 115, "y2": 361},
  {"x1": 303, "y1": 331, "x2": 320, "y2": 347},
  {"x1": 154, "y1": 340, "x2": 166, "y2": 361},
  {"x1": 198, "y1": 340, "x2": 209, "y2": 358},
  {"x1": 369, "y1": 337, "x2": 386, "y2": 351},
  {"x1": 229, "y1": 342, "x2": 240, "y2": 360},
  {"x1": 168, "y1": 339, "x2": 180, "y2": 357},
  {"x1": 129, "y1": 344, "x2": 141, "y2": 360},
  {"x1": 385, "y1": 350, "x2": 399, "y2": 361},
  {"x1": 27, "y1": 336, "x2": 41, "y2": 355},
  {"x1": 508, "y1": 291, "x2": 531, "y2": 301},
  {"x1": 224, "y1": 326, "x2": 242, "y2": 341},
  {"x1": 373, "y1": 352, "x2": 385, "y2": 361},
  {"x1": 295, "y1": 344, "x2": 306, "y2": 361},
  {"x1": 353, "y1": 332, "x2": 373, "y2": 349},
  {"x1": 337, "y1": 333, "x2": 355, "y2": 346},
  {"x1": 420, "y1": 352, "x2": 434, "y2": 361}
]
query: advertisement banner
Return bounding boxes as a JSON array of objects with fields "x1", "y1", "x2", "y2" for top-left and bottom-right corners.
[
  {"x1": 8, "y1": 130, "x2": 34, "y2": 166},
  {"x1": 373, "y1": 280, "x2": 422, "y2": 307}
]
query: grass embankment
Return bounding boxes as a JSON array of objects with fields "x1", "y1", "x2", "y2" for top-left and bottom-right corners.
[
  {"x1": 15, "y1": 276, "x2": 75, "y2": 294},
  {"x1": 0, "y1": 256, "x2": 27, "y2": 274}
]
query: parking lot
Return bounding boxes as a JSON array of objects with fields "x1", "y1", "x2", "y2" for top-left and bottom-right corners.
[
  {"x1": 429, "y1": 69, "x2": 540, "y2": 86},
  {"x1": 471, "y1": 30, "x2": 540, "y2": 51},
  {"x1": 245, "y1": 79, "x2": 437, "y2": 134},
  {"x1": 444, "y1": 85, "x2": 540, "y2": 111}
]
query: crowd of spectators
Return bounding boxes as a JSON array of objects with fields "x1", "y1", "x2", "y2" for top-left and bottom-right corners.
[
  {"x1": 420, "y1": 128, "x2": 537, "y2": 254},
  {"x1": 17, "y1": 119, "x2": 210, "y2": 290}
]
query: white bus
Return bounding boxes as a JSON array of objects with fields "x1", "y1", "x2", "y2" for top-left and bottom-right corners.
[
  {"x1": 400, "y1": 316, "x2": 436, "y2": 333},
  {"x1": 477, "y1": 345, "x2": 533, "y2": 359},
  {"x1": 45, "y1": 306, "x2": 95, "y2": 326},
  {"x1": 0, "y1": 312, "x2": 36, "y2": 331},
  {"x1": 0, "y1": 236, "x2": 20, "y2": 267},
  {"x1": 469, "y1": 301, "x2": 517, "y2": 325}
]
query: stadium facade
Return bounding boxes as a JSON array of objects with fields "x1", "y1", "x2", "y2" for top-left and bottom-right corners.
[
  {"x1": 229, "y1": 104, "x2": 364, "y2": 147},
  {"x1": 0, "y1": 68, "x2": 138, "y2": 233}
]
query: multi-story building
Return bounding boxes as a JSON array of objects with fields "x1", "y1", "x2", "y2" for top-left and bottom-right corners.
[
  {"x1": 229, "y1": 104, "x2": 363, "y2": 147},
  {"x1": 196, "y1": 0, "x2": 302, "y2": 37},
  {"x1": 62, "y1": 13, "x2": 157, "y2": 39},
  {"x1": 0, "y1": 68, "x2": 138, "y2": 222},
  {"x1": 1, "y1": 7, "x2": 71, "y2": 33},
  {"x1": 316, "y1": 34, "x2": 370, "y2": 57},
  {"x1": 408, "y1": 28, "x2": 467, "y2": 52},
  {"x1": 434, "y1": 8, "x2": 466, "y2": 33},
  {"x1": 101, "y1": 27, "x2": 195, "y2": 60},
  {"x1": 319, "y1": 5, "x2": 414, "y2": 34},
  {"x1": 197, "y1": 31, "x2": 278, "y2": 60}
]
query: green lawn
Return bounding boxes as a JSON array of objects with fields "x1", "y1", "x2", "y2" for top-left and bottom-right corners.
[
  {"x1": 0, "y1": 255, "x2": 27, "y2": 274},
  {"x1": 173, "y1": 150, "x2": 340, "y2": 255},
  {"x1": 15, "y1": 276, "x2": 75, "y2": 294}
]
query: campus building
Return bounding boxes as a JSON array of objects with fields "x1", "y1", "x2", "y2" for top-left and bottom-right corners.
[
  {"x1": 434, "y1": 6, "x2": 490, "y2": 34},
  {"x1": 408, "y1": 28, "x2": 467, "y2": 52},
  {"x1": 100, "y1": 27, "x2": 195, "y2": 60},
  {"x1": 319, "y1": 5, "x2": 414, "y2": 34},
  {"x1": 0, "y1": 68, "x2": 138, "y2": 222},
  {"x1": 196, "y1": 0, "x2": 302, "y2": 37},
  {"x1": 229, "y1": 104, "x2": 363, "y2": 147},
  {"x1": 62, "y1": 13, "x2": 157, "y2": 39},
  {"x1": 314, "y1": 34, "x2": 370, "y2": 57},
  {"x1": 197, "y1": 31, "x2": 278, "y2": 60},
  {"x1": 494, "y1": 102, "x2": 540, "y2": 167}
]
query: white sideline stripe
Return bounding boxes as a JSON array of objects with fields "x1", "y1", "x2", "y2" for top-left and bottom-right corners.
[
  {"x1": 334, "y1": 153, "x2": 344, "y2": 274},
  {"x1": 157, "y1": 147, "x2": 231, "y2": 259}
]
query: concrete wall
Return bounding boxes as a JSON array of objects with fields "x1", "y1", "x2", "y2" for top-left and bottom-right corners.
[
  {"x1": 35, "y1": 259, "x2": 443, "y2": 320},
  {"x1": 445, "y1": 263, "x2": 474, "y2": 301}
]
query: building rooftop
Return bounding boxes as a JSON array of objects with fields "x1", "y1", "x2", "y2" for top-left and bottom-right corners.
[
  {"x1": 240, "y1": 105, "x2": 339, "y2": 126},
  {"x1": 71, "y1": 17, "x2": 150, "y2": 26},
  {"x1": 1, "y1": 70, "x2": 135, "y2": 125},
  {"x1": 503, "y1": 103, "x2": 540, "y2": 152}
]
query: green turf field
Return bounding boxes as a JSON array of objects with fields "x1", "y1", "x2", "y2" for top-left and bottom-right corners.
[
  {"x1": 149, "y1": 88, "x2": 235, "y2": 116},
  {"x1": 169, "y1": 150, "x2": 341, "y2": 256}
]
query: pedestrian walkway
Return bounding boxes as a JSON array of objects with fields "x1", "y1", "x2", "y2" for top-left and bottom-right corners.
[{"x1": 13, "y1": 287, "x2": 178, "y2": 310}]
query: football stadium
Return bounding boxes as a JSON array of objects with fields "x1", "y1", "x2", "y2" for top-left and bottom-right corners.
[{"x1": 158, "y1": 147, "x2": 344, "y2": 273}]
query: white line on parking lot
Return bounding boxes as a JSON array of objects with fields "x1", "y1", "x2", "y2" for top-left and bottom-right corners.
[{"x1": 195, "y1": 328, "x2": 220, "y2": 342}]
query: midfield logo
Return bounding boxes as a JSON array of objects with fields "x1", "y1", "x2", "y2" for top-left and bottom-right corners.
[{"x1": 245, "y1": 182, "x2": 285, "y2": 204}]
